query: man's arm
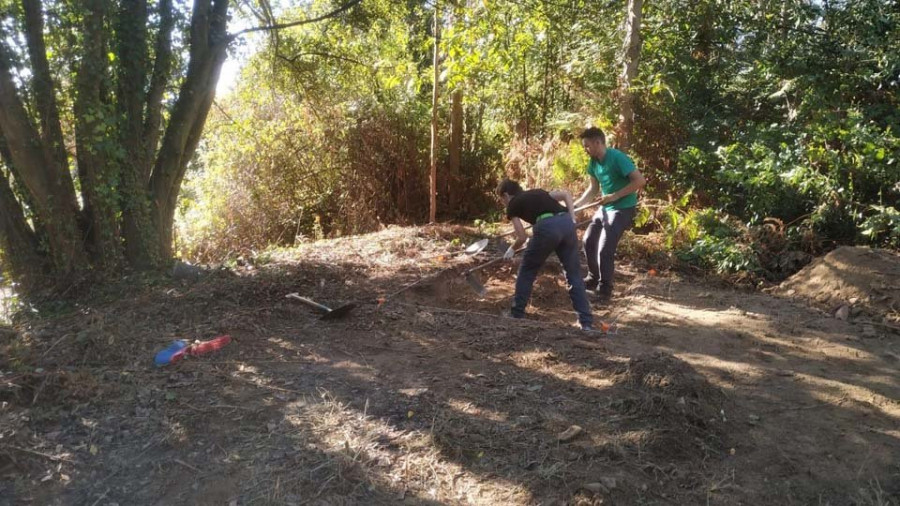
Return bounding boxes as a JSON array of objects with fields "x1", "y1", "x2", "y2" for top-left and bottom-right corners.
[
  {"x1": 503, "y1": 217, "x2": 529, "y2": 259},
  {"x1": 548, "y1": 190, "x2": 576, "y2": 222},
  {"x1": 573, "y1": 176, "x2": 599, "y2": 208},
  {"x1": 597, "y1": 169, "x2": 646, "y2": 206},
  {"x1": 511, "y1": 218, "x2": 528, "y2": 249}
]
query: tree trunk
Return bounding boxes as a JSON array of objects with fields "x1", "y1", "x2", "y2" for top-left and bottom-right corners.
[
  {"x1": 0, "y1": 0, "x2": 361, "y2": 293},
  {"x1": 0, "y1": 36, "x2": 87, "y2": 276},
  {"x1": 144, "y1": 0, "x2": 175, "y2": 177},
  {"x1": 22, "y1": 0, "x2": 68, "y2": 170},
  {"x1": 448, "y1": 88, "x2": 463, "y2": 212},
  {"x1": 429, "y1": 3, "x2": 440, "y2": 223},
  {"x1": 116, "y1": 0, "x2": 159, "y2": 268},
  {"x1": 618, "y1": 0, "x2": 643, "y2": 151},
  {"x1": 520, "y1": 57, "x2": 529, "y2": 139},
  {"x1": 148, "y1": 0, "x2": 230, "y2": 260},
  {"x1": 0, "y1": 166, "x2": 43, "y2": 285},
  {"x1": 75, "y1": 0, "x2": 122, "y2": 267},
  {"x1": 117, "y1": 0, "x2": 175, "y2": 268}
]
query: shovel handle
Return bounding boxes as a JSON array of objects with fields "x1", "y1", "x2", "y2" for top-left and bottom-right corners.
[
  {"x1": 463, "y1": 247, "x2": 526, "y2": 275},
  {"x1": 285, "y1": 293, "x2": 331, "y2": 313},
  {"x1": 464, "y1": 218, "x2": 593, "y2": 276}
]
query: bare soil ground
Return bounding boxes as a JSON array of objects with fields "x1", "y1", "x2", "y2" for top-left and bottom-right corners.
[{"x1": 1, "y1": 226, "x2": 898, "y2": 505}]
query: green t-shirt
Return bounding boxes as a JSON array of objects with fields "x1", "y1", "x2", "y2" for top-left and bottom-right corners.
[{"x1": 587, "y1": 148, "x2": 638, "y2": 210}]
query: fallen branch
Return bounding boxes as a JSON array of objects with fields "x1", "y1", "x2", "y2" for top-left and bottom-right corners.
[
  {"x1": 173, "y1": 458, "x2": 201, "y2": 472},
  {"x1": 2, "y1": 445, "x2": 78, "y2": 463}
]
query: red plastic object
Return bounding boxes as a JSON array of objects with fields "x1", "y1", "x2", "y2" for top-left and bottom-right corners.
[{"x1": 185, "y1": 335, "x2": 231, "y2": 356}]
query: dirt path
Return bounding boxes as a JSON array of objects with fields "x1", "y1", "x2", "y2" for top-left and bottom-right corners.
[
  {"x1": 616, "y1": 275, "x2": 900, "y2": 504},
  {"x1": 1, "y1": 229, "x2": 898, "y2": 505}
]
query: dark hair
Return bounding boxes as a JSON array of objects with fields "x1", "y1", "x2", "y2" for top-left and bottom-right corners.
[
  {"x1": 579, "y1": 127, "x2": 606, "y2": 144},
  {"x1": 496, "y1": 178, "x2": 523, "y2": 197}
]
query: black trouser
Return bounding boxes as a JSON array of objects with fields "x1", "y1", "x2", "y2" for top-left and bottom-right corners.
[
  {"x1": 583, "y1": 206, "x2": 636, "y2": 296},
  {"x1": 511, "y1": 214, "x2": 593, "y2": 328}
]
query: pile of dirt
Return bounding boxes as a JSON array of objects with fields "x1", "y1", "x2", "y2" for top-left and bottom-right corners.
[
  {"x1": 776, "y1": 246, "x2": 900, "y2": 323},
  {"x1": 613, "y1": 352, "x2": 728, "y2": 461}
]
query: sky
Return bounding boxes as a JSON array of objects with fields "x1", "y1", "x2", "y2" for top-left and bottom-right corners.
[{"x1": 217, "y1": 55, "x2": 244, "y2": 95}]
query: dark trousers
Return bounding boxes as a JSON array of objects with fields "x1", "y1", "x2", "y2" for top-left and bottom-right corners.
[
  {"x1": 583, "y1": 206, "x2": 636, "y2": 295},
  {"x1": 511, "y1": 214, "x2": 593, "y2": 327}
]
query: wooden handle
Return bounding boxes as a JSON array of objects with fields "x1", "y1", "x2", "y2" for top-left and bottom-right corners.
[
  {"x1": 464, "y1": 218, "x2": 593, "y2": 276},
  {"x1": 285, "y1": 293, "x2": 331, "y2": 313},
  {"x1": 462, "y1": 247, "x2": 526, "y2": 275}
]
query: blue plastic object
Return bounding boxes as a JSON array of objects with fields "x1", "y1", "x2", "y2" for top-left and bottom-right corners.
[{"x1": 154, "y1": 340, "x2": 188, "y2": 367}]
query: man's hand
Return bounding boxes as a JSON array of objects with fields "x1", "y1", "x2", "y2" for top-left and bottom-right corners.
[
  {"x1": 598, "y1": 193, "x2": 617, "y2": 205},
  {"x1": 503, "y1": 245, "x2": 516, "y2": 260}
]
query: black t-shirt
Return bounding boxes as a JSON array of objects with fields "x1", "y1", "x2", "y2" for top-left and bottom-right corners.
[{"x1": 506, "y1": 189, "x2": 567, "y2": 225}]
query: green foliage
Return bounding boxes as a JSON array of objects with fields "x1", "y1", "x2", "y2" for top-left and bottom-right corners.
[
  {"x1": 861, "y1": 205, "x2": 900, "y2": 248},
  {"x1": 551, "y1": 141, "x2": 589, "y2": 188},
  {"x1": 177, "y1": 1, "x2": 507, "y2": 261},
  {"x1": 641, "y1": 201, "x2": 776, "y2": 280},
  {"x1": 639, "y1": 193, "x2": 701, "y2": 249},
  {"x1": 680, "y1": 235, "x2": 761, "y2": 276},
  {"x1": 678, "y1": 210, "x2": 762, "y2": 277},
  {"x1": 676, "y1": 110, "x2": 900, "y2": 246},
  {"x1": 633, "y1": 0, "x2": 900, "y2": 256},
  {"x1": 170, "y1": 0, "x2": 900, "y2": 269}
]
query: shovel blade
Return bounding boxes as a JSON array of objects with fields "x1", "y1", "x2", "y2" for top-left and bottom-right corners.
[
  {"x1": 464, "y1": 272, "x2": 488, "y2": 297},
  {"x1": 320, "y1": 302, "x2": 357, "y2": 320},
  {"x1": 465, "y1": 238, "x2": 489, "y2": 255}
]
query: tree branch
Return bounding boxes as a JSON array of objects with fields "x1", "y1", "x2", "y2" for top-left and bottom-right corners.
[
  {"x1": 229, "y1": 0, "x2": 361, "y2": 39},
  {"x1": 277, "y1": 50, "x2": 366, "y2": 67}
]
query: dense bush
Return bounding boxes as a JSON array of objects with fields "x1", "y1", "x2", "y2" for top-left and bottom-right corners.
[{"x1": 173, "y1": 0, "x2": 898, "y2": 273}]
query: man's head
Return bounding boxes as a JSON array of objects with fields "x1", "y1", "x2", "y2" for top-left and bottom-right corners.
[
  {"x1": 579, "y1": 127, "x2": 607, "y2": 160},
  {"x1": 496, "y1": 178, "x2": 523, "y2": 204}
]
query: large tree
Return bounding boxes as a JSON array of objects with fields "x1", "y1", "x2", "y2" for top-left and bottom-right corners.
[{"x1": 0, "y1": 0, "x2": 358, "y2": 290}]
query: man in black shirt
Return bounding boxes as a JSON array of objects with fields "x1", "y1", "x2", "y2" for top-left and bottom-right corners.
[{"x1": 497, "y1": 179, "x2": 594, "y2": 331}]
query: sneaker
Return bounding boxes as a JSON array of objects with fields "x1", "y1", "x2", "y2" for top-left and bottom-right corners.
[
  {"x1": 583, "y1": 276, "x2": 599, "y2": 291},
  {"x1": 595, "y1": 287, "x2": 612, "y2": 302},
  {"x1": 581, "y1": 324, "x2": 595, "y2": 332},
  {"x1": 508, "y1": 310, "x2": 525, "y2": 319}
]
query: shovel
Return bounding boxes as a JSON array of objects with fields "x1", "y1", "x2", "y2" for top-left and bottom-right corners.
[
  {"x1": 464, "y1": 238, "x2": 489, "y2": 254},
  {"x1": 462, "y1": 247, "x2": 526, "y2": 297},
  {"x1": 285, "y1": 293, "x2": 357, "y2": 320},
  {"x1": 420, "y1": 238, "x2": 488, "y2": 263},
  {"x1": 462, "y1": 217, "x2": 596, "y2": 296}
]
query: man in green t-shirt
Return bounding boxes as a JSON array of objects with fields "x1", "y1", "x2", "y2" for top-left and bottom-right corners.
[{"x1": 573, "y1": 127, "x2": 646, "y2": 302}]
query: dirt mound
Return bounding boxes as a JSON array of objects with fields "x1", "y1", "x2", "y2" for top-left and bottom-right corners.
[
  {"x1": 776, "y1": 246, "x2": 900, "y2": 323},
  {"x1": 612, "y1": 352, "x2": 727, "y2": 461}
]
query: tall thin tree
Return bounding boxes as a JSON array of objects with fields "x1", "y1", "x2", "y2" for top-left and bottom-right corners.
[{"x1": 618, "y1": 0, "x2": 643, "y2": 151}]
